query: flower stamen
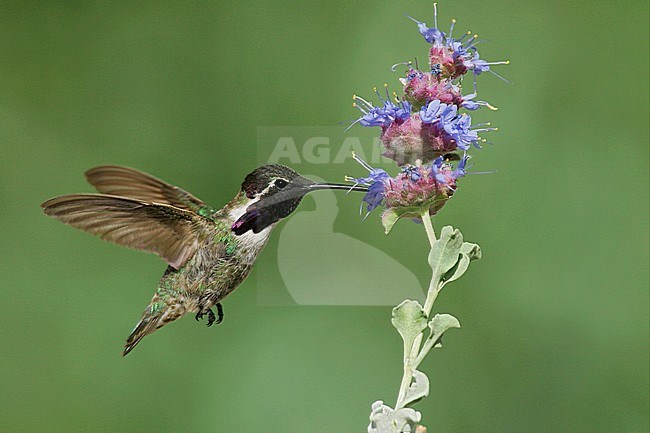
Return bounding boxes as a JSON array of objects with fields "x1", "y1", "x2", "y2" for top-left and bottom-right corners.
[
  {"x1": 448, "y1": 18, "x2": 456, "y2": 39},
  {"x1": 433, "y1": 2, "x2": 438, "y2": 29}
]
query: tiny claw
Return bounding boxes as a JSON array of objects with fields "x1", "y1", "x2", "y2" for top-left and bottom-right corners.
[
  {"x1": 195, "y1": 312, "x2": 203, "y2": 322},
  {"x1": 216, "y1": 303, "x2": 224, "y2": 325},
  {"x1": 206, "y1": 309, "x2": 216, "y2": 327}
]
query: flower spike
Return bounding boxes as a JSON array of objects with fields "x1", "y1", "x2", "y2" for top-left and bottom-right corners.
[{"x1": 345, "y1": 3, "x2": 507, "y2": 219}]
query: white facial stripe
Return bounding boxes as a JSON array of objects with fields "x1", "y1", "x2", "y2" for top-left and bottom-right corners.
[
  {"x1": 255, "y1": 176, "x2": 289, "y2": 199},
  {"x1": 229, "y1": 200, "x2": 257, "y2": 222},
  {"x1": 256, "y1": 182, "x2": 275, "y2": 198}
]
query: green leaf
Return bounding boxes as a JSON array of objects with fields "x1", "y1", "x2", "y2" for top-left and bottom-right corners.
[
  {"x1": 460, "y1": 242, "x2": 482, "y2": 261},
  {"x1": 401, "y1": 370, "x2": 430, "y2": 407},
  {"x1": 381, "y1": 206, "x2": 424, "y2": 234},
  {"x1": 381, "y1": 208, "x2": 400, "y2": 234},
  {"x1": 428, "y1": 226, "x2": 464, "y2": 283},
  {"x1": 428, "y1": 313, "x2": 461, "y2": 348},
  {"x1": 392, "y1": 300, "x2": 427, "y2": 349},
  {"x1": 441, "y1": 253, "x2": 470, "y2": 286}
]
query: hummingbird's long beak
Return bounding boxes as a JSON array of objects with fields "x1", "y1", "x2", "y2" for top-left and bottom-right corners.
[{"x1": 308, "y1": 182, "x2": 368, "y2": 193}]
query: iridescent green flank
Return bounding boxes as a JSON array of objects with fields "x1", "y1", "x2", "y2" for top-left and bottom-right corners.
[
  {"x1": 197, "y1": 205, "x2": 218, "y2": 220},
  {"x1": 214, "y1": 220, "x2": 237, "y2": 255},
  {"x1": 150, "y1": 301, "x2": 165, "y2": 314},
  {"x1": 151, "y1": 278, "x2": 179, "y2": 314},
  {"x1": 209, "y1": 191, "x2": 249, "y2": 256}
]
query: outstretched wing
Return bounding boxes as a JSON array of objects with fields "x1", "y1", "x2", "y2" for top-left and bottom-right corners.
[
  {"x1": 84, "y1": 165, "x2": 208, "y2": 214},
  {"x1": 41, "y1": 194, "x2": 210, "y2": 269}
]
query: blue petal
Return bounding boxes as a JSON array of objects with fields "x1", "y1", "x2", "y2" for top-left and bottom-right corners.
[
  {"x1": 407, "y1": 16, "x2": 445, "y2": 44},
  {"x1": 362, "y1": 180, "x2": 388, "y2": 212},
  {"x1": 420, "y1": 100, "x2": 446, "y2": 124},
  {"x1": 453, "y1": 154, "x2": 470, "y2": 178},
  {"x1": 461, "y1": 93, "x2": 480, "y2": 110}
]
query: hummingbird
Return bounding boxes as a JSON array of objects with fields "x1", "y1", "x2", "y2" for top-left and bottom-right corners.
[{"x1": 41, "y1": 164, "x2": 365, "y2": 355}]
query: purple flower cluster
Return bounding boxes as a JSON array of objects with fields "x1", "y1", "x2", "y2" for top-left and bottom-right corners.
[
  {"x1": 348, "y1": 153, "x2": 469, "y2": 217},
  {"x1": 352, "y1": 88, "x2": 412, "y2": 128},
  {"x1": 347, "y1": 5, "x2": 506, "y2": 223}
]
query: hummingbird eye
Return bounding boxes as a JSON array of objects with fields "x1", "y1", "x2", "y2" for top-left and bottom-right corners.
[{"x1": 274, "y1": 178, "x2": 289, "y2": 189}]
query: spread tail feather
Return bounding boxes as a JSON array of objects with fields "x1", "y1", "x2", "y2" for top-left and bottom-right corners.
[
  {"x1": 123, "y1": 315, "x2": 162, "y2": 356},
  {"x1": 123, "y1": 277, "x2": 185, "y2": 356}
]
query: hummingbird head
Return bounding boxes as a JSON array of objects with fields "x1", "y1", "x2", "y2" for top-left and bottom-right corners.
[{"x1": 231, "y1": 164, "x2": 366, "y2": 235}]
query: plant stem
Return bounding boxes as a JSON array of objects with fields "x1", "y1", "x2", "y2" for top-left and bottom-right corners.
[
  {"x1": 420, "y1": 208, "x2": 441, "y2": 323},
  {"x1": 413, "y1": 332, "x2": 443, "y2": 367},
  {"x1": 421, "y1": 211, "x2": 437, "y2": 247},
  {"x1": 422, "y1": 280, "x2": 440, "y2": 319},
  {"x1": 395, "y1": 210, "x2": 439, "y2": 408},
  {"x1": 396, "y1": 348, "x2": 415, "y2": 408}
]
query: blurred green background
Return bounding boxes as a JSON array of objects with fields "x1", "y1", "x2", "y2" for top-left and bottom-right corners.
[{"x1": 1, "y1": 1, "x2": 648, "y2": 432}]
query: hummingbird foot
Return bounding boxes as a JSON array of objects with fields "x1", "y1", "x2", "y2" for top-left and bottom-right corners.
[
  {"x1": 195, "y1": 303, "x2": 224, "y2": 327},
  {"x1": 216, "y1": 303, "x2": 224, "y2": 325},
  {"x1": 194, "y1": 309, "x2": 213, "y2": 326},
  {"x1": 206, "y1": 308, "x2": 216, "y2": 327},
  {"x1": 194, "y1": 310, "x2": 208, "y2": 326}
]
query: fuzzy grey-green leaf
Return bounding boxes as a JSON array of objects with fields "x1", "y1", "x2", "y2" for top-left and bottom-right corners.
[
  {"x1": 368, "y1": 401, "x2": 422, "y2": 433},
  {"x1": 441, "y1": 253, "x2": 470, "y2": 286},
  {"x1": 381, "y1": 206, "x2": 425, "y2": 234},
  {"x1": 401, "y1": 370, "x2": 430, "y2": 407},
  {"x1": 392, "y1": 300, "x2": 427, "y2": 348},
  {"x1": 428, "y1": 226, "x2": 464, "y2": 283},
  {"x1": 381, "y1": 208, "x2": 400, "y2": 234},
  {"x1": 460, "y1": 242, "x2": 482, "y2": 261},
  {"x1": 429, "y1": 313, "x2": 461, "y2": 348}
]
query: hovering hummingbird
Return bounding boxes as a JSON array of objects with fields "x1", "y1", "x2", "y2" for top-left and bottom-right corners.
[{"x1": 41, "y1": 164, "x2": 365, "y2": 355}]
